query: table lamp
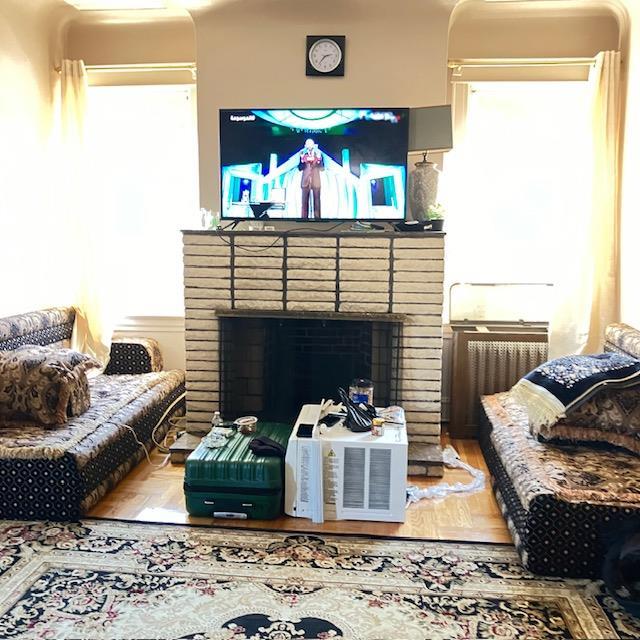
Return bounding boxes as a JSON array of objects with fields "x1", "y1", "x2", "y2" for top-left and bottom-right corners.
[{"x1": 408, "y1": 105, "x2": 453, "y2": 221}]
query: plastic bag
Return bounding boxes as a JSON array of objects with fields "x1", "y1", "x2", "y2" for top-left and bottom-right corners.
[{"x1": 406, "y1": 445, "x2": 485, "y2": 506}]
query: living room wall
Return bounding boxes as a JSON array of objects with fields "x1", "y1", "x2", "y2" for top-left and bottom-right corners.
[
  {"x1": 449, "y1": 2, "x2": 620, "y2": 59},
  {"x1": 62, "y1": 0, "x2": 628, "y2": 253},
  {"x1": 58, "y1": 0, "x2": 631, "y2": 354},
  {"x1": 192, "y1": 0, "x2": 453, "y2": 211},
  {"x1": 65, "y1": 13, "x2": 195, "y2": 68},
  {"x1": 620, "y1": 1, "x2": 640, "y2": 328},
  {"x1": 0, "y1": 0, "x2": 74, "y2": 317}
]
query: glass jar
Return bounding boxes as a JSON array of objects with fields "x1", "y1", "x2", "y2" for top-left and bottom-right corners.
[{"x1": 349, "y1": 378, "x2": 374, "y2": 405}]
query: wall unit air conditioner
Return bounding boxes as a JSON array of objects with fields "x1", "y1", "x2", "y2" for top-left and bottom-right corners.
[
  {"x1": 448, "y1": 283, "x2": 551, "y2": 439},
  {"x1": 284, "y1": 405, "x2": 408, "y2": 523}
]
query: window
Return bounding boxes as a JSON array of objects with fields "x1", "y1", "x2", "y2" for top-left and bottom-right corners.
[
  {"x1": 440, "y1": 81, "x2": 591, "y2": 320},
  {"x1": 86, "y1": 84, "x2": 198, "y2": 318}
]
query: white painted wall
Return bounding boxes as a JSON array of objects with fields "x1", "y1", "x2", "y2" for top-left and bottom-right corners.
[
  {"x1": 3, "y1": 0, "x2": 632, "y2": 369},
  {"x1": 0, "y1": 0, "x2": 75, "y2": 317},
  {"x1": 192, "y1": 0, "x2": 453, "y2": 212},
  {"x1": 620, "y1": 1, "x2": 640, "y2": 328}
]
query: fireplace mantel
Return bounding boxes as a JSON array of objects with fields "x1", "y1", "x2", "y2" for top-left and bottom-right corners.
[
  {"x1": 215, "y1": 308, "x2": 408, "y2": 323},
  {"x1": 184, "y1": 229, "x2": 445, "y2": 238},
  {"x1": 182, "y1": 228, "x2": 445, "y2": 475}
]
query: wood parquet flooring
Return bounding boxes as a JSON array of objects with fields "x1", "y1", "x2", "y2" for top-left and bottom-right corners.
[{"x1": 88, "y1": 435, "x2": 511, "y2": 543}]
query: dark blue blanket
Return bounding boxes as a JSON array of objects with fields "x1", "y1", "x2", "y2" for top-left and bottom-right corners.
[{"x1": 511, "y1": 353, "x2": 640, "y2": 429}]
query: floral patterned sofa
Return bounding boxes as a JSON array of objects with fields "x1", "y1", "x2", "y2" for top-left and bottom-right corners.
[
  {"x1": 0, "y1": 307, "x2": 185, "y2": 521},
  {"x1": 480, "y1": 323, "x2": 640, "y2": 579}
]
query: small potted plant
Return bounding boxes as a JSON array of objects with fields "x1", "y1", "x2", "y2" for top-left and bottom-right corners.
[{"x1": 426, "y1": 203, "x2": 445, "y2": 231}]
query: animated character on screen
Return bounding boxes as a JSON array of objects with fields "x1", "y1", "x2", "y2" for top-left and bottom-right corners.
[{"x1": 298, "y1": 138, "x2": 324, "y2": 219}]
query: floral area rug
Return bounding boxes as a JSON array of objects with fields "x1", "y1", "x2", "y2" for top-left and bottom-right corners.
[{"x1": 0, "y1": 520, "x2": 637, "y2": 639}]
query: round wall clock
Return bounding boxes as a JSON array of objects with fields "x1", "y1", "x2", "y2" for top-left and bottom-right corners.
[{"x1": 306, "y1": 35, "x2": 346, "y2": 77}]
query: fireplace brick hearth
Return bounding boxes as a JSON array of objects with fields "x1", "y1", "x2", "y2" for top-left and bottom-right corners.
[{"x1": 182, "y1": 229, "x2": 445, "y2": 474}]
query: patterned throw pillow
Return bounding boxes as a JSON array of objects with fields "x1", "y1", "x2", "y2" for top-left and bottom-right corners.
[
  {"x1": 540, "y1": 386, "x2": 640, "y2": 455},
  {"x1": 0, "y1": 345, "x2": 100, "y2": 426},
  {"x1": 511, "y1": 353, "x2": 640, "y2": 431}
]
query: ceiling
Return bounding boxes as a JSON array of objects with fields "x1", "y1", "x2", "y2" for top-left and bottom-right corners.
[
  {"x1": 64, "y1": 0, "x2": 211, "y2": 8},
  {"x1": 54, "y1": 0, "x2": 627, "y2": 29},
  {"x1": 60, "y1": 0, "x2": 624, "y2": 13}
]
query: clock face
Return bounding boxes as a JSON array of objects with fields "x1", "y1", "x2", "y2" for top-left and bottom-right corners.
[{"x1": 308, "y1": 38, "x2": 343, "y2": 73}]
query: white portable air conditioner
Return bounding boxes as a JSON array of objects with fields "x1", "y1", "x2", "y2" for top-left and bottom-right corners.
[{"x1": 284, "y1": 404, "x2": 408, "y2": 523}]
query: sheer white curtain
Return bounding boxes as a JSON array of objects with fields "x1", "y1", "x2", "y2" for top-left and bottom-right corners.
[
  {"x1": 440, "y1": 80, "x2": 591, "y2": 322},
  {"x1": 59, "y1": 59, "x2": 113, "y2": 365},
  {"x1": 85, "y1": 84, "x2": 199, "y2": 319},
  {"x1": 549, "y1": 51, "x2": 622, "y2": 357}
]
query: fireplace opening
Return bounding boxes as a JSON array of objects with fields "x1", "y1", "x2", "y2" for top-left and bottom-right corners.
[{"x1": 219, "y1": 315, "x2": 402, "y2": 423}]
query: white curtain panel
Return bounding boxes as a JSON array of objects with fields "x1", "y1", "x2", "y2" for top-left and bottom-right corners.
[
  {"x1": 60, "y1": 59, "x2": 113, "y2": 366},
  {"x1": 549, "y1": 51, "x2": 622, "y2": 357}
]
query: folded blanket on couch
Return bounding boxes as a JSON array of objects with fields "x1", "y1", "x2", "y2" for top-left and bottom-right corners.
[{"x1": 511, "y1": 353, "x2": 640, "y2": 431}]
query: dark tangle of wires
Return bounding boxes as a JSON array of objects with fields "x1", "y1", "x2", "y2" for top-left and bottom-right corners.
[{"x1": 213, "y1": 219, "x2": 353, "y2": 252}]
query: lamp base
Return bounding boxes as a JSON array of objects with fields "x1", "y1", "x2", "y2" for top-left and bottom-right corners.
[{"x1": 409, "y1": 161, "x2": 440, "y2": 221}]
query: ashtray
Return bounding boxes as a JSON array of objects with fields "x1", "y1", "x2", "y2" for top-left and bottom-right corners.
[{"x1": 235, "y1": 416, "x2": 258, "y2": 435}]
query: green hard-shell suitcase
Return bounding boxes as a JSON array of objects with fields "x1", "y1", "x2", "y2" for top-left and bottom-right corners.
[{"x1": 184, "y1": 422, "x2": 292, "y2": 519}]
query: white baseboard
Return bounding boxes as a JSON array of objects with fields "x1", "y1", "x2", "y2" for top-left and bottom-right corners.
[{"x1": 114, "y1": 316, "x2": 185, "y2": 333}]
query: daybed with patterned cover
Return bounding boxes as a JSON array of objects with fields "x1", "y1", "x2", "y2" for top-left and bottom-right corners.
[
  {"x1": 480, "y1": 323, "x2": 640, "y2": 579},
  {"x1": 0, "y1": 307, "x2": 185, "y2": 521}
]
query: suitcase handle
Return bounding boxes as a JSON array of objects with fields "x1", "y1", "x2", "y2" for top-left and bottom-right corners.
[{"x1": 203, "y1": 500, "x2": 254, "y2": 508}]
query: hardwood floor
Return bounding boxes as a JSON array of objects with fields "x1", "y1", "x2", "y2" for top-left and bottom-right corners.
[{"x1": 88, "y1": 435, "x2": 512, "y2": 544}]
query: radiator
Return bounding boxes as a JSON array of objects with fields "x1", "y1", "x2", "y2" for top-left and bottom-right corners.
[{"x1": 449, "y1": 327, "x2": 548, "y2": 438}]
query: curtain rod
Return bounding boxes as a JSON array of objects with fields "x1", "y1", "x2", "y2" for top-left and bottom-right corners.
[
  {"x1": 55, "y1": 62, "x2": 197, "y2": 77},
  {"x1": 448, "y1": 57, "x2": 595, "y2": 69}
]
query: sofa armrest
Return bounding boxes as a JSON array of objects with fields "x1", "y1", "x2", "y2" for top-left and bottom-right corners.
[
  {"x1": 104, "y1": 337, "x2": 164, "y2": 375},
  {"x1": 605, "y1": 323, "x2": 640, "y2": 358}
]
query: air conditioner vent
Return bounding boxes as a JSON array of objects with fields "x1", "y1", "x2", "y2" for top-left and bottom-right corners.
[
  {"x1": 368, "y1": 448, "x2": 391, "y2": 510},
  {"x1": 343, "y1": 447, "x2": 365, "y2": 509}
]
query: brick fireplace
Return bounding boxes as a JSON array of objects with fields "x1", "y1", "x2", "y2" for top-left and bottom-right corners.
[
  {"x1": 182, "y1": 230, "x2": 445, "y2": 475},
  {"x1": 218, "y1": 313, "x2": 402, "y2": 423}
]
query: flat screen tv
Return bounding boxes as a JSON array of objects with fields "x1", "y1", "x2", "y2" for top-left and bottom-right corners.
[{"x1": 219, "y1": 108, "x2": 409, "y2": 221}]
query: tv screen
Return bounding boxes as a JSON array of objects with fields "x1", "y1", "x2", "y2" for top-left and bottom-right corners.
[{"x1": 219, "y1": 108, "x2": 409, "y2": 221}]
